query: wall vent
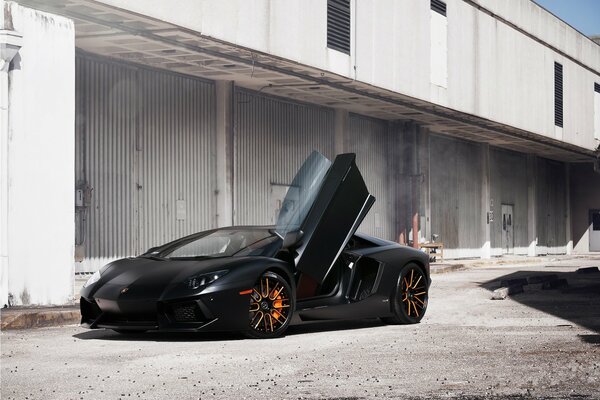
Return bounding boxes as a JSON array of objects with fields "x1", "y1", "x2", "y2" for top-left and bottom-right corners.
[
  {"x1": 595, "y1": 82, "x2": 600, "y2": 93},
  {"x1": 431, "y1": 0, "x2": 447, "y2": 16},
  {"x1": 327, "y1": 0, "x2": 351, "y2": 54},
  {"x1": 554, "y1": 62, "x2": 563, "y2": 128}
]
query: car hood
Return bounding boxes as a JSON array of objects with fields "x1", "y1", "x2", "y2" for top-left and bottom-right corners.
[{"x1": 84, "y1": 256, "x2": 250, "y2": 301}]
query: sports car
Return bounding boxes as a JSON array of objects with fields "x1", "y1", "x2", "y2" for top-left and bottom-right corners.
[{"x1": 80, "y1": 151, "x2": 431, "y2": 338}]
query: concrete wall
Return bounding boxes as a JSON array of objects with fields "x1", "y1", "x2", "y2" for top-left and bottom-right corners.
[
  {"x1": 570, "y1": 163, "x2": 600, "y2": 253},
  {"x1": 92, "y1": 0, "x2": 600, "y2": 152},
  {"x1": 1, "y1": 2, "x2": 74, "y2": 305}
]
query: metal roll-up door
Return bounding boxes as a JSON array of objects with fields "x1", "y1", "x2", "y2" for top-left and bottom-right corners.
[
  {"x1": 75, "y1": 54, "x2": 216, "y2": 272},
  {"x1": 348, "y1": 114, "x2": 397, "y2": 241},
  {"x1": 233, "y1": 89, "x2": 335, "y2": 226}
]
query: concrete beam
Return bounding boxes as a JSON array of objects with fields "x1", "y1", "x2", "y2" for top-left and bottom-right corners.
[
  {"x1": 214, "y1": 80, "x2": 234, "y2": 228},
  {"x1": 480, "y1": 143, "x2": 491, "y2": 259}
]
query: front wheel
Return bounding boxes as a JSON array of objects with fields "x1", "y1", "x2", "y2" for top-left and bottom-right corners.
[
  {"x1": 382, "y1": 263, "x2": 428, "y2": 324},
  {"x1": 244, "y1": 271, "x2": 294, "y2": 339}
]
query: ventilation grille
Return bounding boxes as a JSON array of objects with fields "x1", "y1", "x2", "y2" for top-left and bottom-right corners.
[
  {"x1": 554, "y1": 62, "x2": 563, "y2": 128},
  {"x1": 170, "y1": 302, "x2": 204, "y2": 323},
  {"x1": 595, "y1": 82, "x2": 600, "y2": 93},
  {"x1": 327, "y1": 0, "x2": 351, "y2": 54},
  {"x1": 431, "y1": 0, "x2": 447, "y2": 16}
]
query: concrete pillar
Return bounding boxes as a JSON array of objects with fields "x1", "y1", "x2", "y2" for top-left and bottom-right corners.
[
  {"x1": 405, "y1": 122, "x2": 419, "y2": 247},
  {"x1": 0, "y1": 24, "x2": 23, "y2": 306},
  {"x1": 527, "y1": 154, "x2": 538, "y2": 257},
  {"x1": 418, "y1": 127, "x2": 431, "y2": 243},
  {"x1": 565, "y1": 162, "x2": 572, "y2": 255},
  {"x1": 480, "y1": 143, "x2": 491, "y2": 259},
  {"x1": 334, "y1": 108, "x2": 349, "y2": 155},
  {"x1": 3, "y1": 3, "x2": 75, "y2": 305},
  {"x1": 215, "y1": 80, "x2": 234, "y2": 227}
]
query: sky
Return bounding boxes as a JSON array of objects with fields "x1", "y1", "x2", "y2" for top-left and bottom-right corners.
[{"x1": 534, "y1": 0, "x2": 600, "y2": 37}]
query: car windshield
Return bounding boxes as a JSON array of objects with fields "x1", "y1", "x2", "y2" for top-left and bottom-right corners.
[
  {"x1": 275, "y1": 151, "x2": 332, "y2": 238},
  {"x1": 160, "y1": 229, "x2": 279, "y2": 259}
]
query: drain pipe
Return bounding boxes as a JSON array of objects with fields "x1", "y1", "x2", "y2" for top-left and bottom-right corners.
[{"x1": 0, "y1": 19, "x2": 23, "y2": 306}]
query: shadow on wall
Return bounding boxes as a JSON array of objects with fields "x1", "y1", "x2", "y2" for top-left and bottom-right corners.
[
  {"x1": 479, "y1": 269, "x2": 600, "y2": 342},
  {"x1": 570, "y1": 163, "x2": 600, "y2": 253}
]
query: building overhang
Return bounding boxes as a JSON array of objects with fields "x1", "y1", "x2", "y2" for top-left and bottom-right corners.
[{"x1": 16, "y1": 0, "x2": 598, "y2": 163}]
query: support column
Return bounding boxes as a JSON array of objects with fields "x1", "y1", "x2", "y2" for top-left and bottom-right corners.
[
  {"x1": 334, "y1": 108, "x2": 349, "y2": 155},
  {"x1": 0, "y1": 25, "x2": 23, "y2": 307},
  {"x1": 215, "y1": 80, "x2": 234, "y2": 227},
  {"x1": 480, "y1": 143, "x2": 491, "y2": 259},
  {"x1": 418, "y1": 127, "x2": 431, "y2": 243},
  {"x1": 406, "y1": 122, "x2": 419, "y2": 248},
  {"x1": 565, "y1": 162, "x2": 572, "y2": 255},
  {"x1": 527, "y1": 154, "x2": 538, "y2": 257}
]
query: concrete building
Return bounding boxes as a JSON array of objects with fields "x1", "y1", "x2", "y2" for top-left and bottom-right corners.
[{"x1": 1, "y1": 0, "x2": 599, "y2": 305}]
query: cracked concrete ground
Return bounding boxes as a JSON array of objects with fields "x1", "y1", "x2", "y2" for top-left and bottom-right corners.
[{"x1": 2, "y1": 257, "x2": 600, "y2": 399}]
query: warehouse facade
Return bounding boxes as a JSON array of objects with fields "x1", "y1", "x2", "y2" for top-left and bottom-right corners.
[{"x1": 1, "y1": 0, "x2": 599, "y2": 305}]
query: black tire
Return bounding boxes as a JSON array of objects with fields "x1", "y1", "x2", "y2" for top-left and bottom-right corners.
[
  {"x1": 382, "y1": 263, "x2": 428, "y2": 324},
  {"x1": 112, "y1": 329, "x2": 147, "y2": 334},
  {"x1": 244, "y1": 271, "x2": 294, "y2": 339}
]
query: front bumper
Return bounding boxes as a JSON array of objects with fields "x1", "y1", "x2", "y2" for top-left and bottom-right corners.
[{"x1": 80, "y1": 287, "x2": 250, "y2": 332}]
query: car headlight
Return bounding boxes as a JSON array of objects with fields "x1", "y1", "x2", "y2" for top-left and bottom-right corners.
[
  {"x1": 186, "y1": 270, "x2": 229, "y2": 290},
  {"x1": 83, "y1": 270, "x2": 101, "y2": 288}
]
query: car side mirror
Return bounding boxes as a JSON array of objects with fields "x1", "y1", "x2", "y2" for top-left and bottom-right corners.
[{"x1": 282, "y1": 230, "x2": 304, "y2": 249}]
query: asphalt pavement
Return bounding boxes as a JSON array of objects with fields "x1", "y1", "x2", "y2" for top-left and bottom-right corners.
[{"x1": 2, "y1": 257, "x2": 599, "y2": 399}]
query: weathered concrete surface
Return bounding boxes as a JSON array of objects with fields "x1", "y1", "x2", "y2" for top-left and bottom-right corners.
[
  {"x1": 2, "y1": 258, "x2": 599, "y2": 399},
  {"x1": 0, "y1": 306, "x2": 79, "y2": 330}
]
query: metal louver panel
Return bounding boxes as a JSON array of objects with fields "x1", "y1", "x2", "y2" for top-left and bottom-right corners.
[
  {"x1": 431, "y1": 0, "x2": 447, "y2": 16},
  {"x1": 233, "y1": 89, "x2": 335, "y2": 226},
  {"x1": 327, "y1": 0, "x2": 351, "y2": 54},
  {"x1": 75, "y1": 54, "x2": 216, "y2": 272},
  {"x1": 554, "y1": 62, "x2": 563, "y2": 128},
  {"x1": 595, "y1": 82, "x2": 600, "y2": 93}
]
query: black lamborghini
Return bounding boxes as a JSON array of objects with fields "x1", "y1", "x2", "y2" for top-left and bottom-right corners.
[{"x1": 80, "y1": 151, "x2": 431, "y2": 338}]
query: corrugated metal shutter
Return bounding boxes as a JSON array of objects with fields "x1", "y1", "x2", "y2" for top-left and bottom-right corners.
[
  {"x1": 430, "y1": 134, "x2": 482, "y2": 257},
  {"x1": 75, "y1": 54, "x2": 215, "y2": 272},
  {"x1": 137, "y1": 68, "x2": 216, "y2": 252},
  {"x1": 76, "y1": 56, "x2": 138, "y2": 272},
  {"x1": 234, "y1": 89, "x2": 335, "y2": 226},
  {"x1": 348, "y1": 114, "x2": 397, "y2": 241}
]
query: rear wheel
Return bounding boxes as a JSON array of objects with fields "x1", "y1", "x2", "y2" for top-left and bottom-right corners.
[
  {"x1": 244, "y1": 271, "x2": 294, "y2": 339},
  {"x1": 383, "y1": 263, "x2": 428, "y2": 324}
]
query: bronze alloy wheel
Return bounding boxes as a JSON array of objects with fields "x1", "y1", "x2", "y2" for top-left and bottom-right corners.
[
  {"x1": 246, "y1": 271, "x2": 293, "y2": 338},
  {"x1": 383, "y1": 263, "x2": 428, "y2": 325},
  {"x1": 400, "y1": 265, "x2": 428, "y2": 319}
]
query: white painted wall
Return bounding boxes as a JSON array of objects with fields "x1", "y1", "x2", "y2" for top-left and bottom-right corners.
[
  {"x1": 2, "y1": 2, "x2": 74, "y2": 305},
  {"x1": 92, "y1": 0, "x2": 600, "y2": 153}
]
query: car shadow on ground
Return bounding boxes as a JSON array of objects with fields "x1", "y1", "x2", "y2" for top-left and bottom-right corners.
[
  {"x1": 72, "y1": 318, "x2": 385, "y2": 342},
  {"x1": 479, "y1": 269, "x2": 600, "y2": 342}
]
